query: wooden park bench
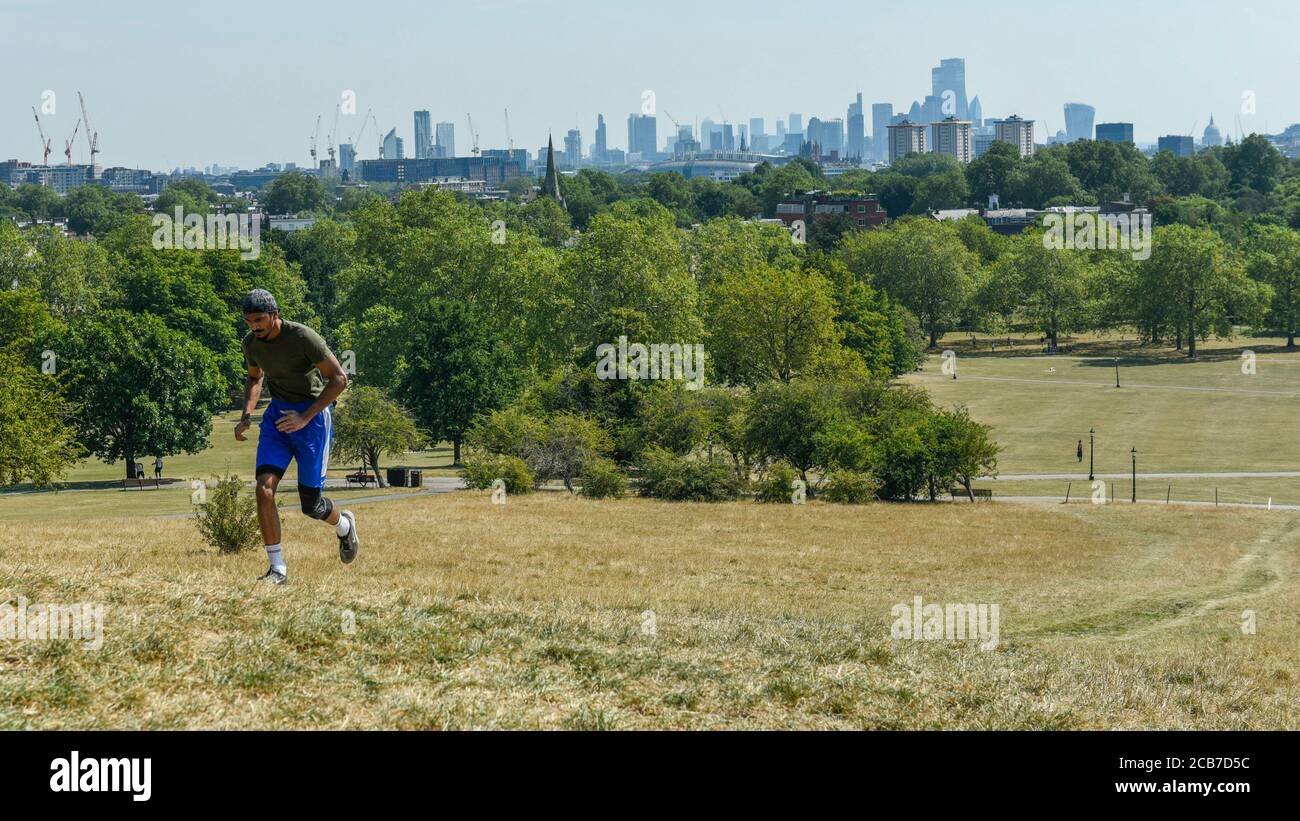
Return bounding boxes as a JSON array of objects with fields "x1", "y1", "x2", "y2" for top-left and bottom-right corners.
[
  {"x1": 951, "y1": 487, "x2": 993, "y2": 501},
  {"x1": 345, "y1": 471, "x2": 379, "y2": 488}
]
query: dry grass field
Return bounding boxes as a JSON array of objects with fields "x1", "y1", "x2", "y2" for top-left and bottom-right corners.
[{"x1": 3, "y1": 492, "x2": 1296, "y2": 729}]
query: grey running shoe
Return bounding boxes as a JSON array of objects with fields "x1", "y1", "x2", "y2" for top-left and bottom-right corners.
[
  {"x1": 338, "y1": 511, "x2": 358, "y2": 564},
  {"x1": 258, "y1": 566, "x2": 288, "y2": 585}
]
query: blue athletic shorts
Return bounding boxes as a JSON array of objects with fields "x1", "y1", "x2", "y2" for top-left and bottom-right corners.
[{"x1": 255, "y1": 399, "x2": 334, "y2": 489}]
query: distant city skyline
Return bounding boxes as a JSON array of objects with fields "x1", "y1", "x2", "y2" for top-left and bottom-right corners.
[{"x1": 2, "y1": 0, "x2": 1297, "y2": 170}]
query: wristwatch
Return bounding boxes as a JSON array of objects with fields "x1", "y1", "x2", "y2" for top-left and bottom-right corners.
[{"x1": 240, "y1": 412, "x2": 252, "y2": 424}]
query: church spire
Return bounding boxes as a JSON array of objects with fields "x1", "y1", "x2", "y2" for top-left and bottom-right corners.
[{"x1": 542, "y1": 133, "x2": 566, "y2": 211}]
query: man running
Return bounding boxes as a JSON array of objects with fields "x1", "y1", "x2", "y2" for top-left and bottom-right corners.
[{"x1": 233, "y1": 289, "x2": 358, "y2": 584}]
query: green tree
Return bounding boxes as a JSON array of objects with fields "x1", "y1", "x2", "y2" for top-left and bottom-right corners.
[
  {"x1": 49, "y1": 310, "x2": 226, "y2": 477},
  {"x1": 15, "y1": 183, "x2": 62, "y2": 222},
  {"x1": 965, "y1": 141, "x2": 1022, "y2": 206},
  {"x1": 1223, "y1": 134, "x2": 1286, "y2": 195},
  {"x1": 0, "y1": 288, "x2": 61, "y2": 358},
  {"x1": 332, "y1": 386, "x2": 424, "y2": 486},
  {"x1": 263, "y1": 170, "x2": 327, "y2": 215},
  {"x1": 1246, "y1": 225, "x2": 1300, "y2": 347},
  {"x1": 63, "y1": 184, "x2": 144, "y2": 235},
  {"x1": 396, "y1": 299, "x2": 522, "y2": 465},
  {"x1": 272, "y1": 219, "x2": 356, "y2": 334},
  {"x1": 1012, "y1": 152, "x2": 1085, "y2": 208},
  {"x1": 837, "y1": 217, "x2": 980, "y2": 348},
  {"x1": 814, "y1": 255, "x2": 923, "y2": 377},
  {"x1": 743, "y1": 379, "x2": 844, "y2": 486},
  {"x1": 932, "y1": 405, "x2": 1000, "y2": 501},
  {"x1": 992, "y1": 233, "x2": 1095, "y2": 348},
  {"x1": 564, "y1": 199, "x2": 701, "y2": 357},
  {"x1": 0, "y1": 352, "x2": 82, "y2": 487},
  {"x1": 1141, "y1": 224, "x2": 1269, "y2": 357},
  {"x1": 706, "y1": 262, "x2": 841, "y2": 384}
]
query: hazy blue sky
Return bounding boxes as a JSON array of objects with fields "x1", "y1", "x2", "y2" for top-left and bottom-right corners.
[{"x1": 2, "y1": 0, "x2": 1297, "y2": 170}]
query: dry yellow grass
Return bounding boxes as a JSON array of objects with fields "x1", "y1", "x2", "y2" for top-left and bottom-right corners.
[{"x1": 2, "y1": 492, "x2": 1296, "y2": 729}]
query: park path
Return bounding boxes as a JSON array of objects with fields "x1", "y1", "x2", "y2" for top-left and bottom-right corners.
[
  {"x1": 934, "y1": 373, "x2": 1300, "y2": 398},
  {"x1": 1005, "y1": 503, "x2": 1300, "y2": 642},
  {"x1": 156, "y1": 476, "x2": 468, "y2": 519},
  {"x1": 1, "y1": 475, "x2": 468, "y2": 497},
  {"x1": 991, "y1": 470, "x2": 1300, "y2": 481}
]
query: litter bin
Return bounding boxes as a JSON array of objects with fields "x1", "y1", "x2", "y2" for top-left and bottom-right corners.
[
  {"x1": 386, "y1": 467, "x2": 409, "y2": 487},
  {"x1": 407, "y1": 469, "x2": 423, "y2": 488}
]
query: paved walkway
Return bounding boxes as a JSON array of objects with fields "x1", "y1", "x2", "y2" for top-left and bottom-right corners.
[{"x1": 990, "y1": 471, "x2": 1300, "y2": 481}]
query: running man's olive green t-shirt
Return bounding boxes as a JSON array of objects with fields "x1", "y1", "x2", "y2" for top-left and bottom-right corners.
[{"x1": 241, "y1": 321, "x2": 333, "y2": 404}]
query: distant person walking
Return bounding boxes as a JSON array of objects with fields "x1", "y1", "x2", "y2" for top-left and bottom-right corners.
[
  {"x1": 1076, "y1": 440, "x2": 1084, "y2": 463},
  {"x1": 154, "y1": 456, "x2": 163, "y2": 480}
]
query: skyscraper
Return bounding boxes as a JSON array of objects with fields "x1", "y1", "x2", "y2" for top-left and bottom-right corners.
[
  {"x1": 627, "y1": 113, "x2": 657, "y2": 158},
  {"x1": 968, "y1": 96, "x2": 983, "y2": 127},
  {"x1": 594, "y1": 114, "x2": 607, "y2": 161},
  {"x1": 749, "y1": 117, "x2": 765, "y2": 153},
  {"x1": 806, "y1": 117, "x2": 823, "y2": 153},
  {"x1": 871, "y1": 103, "x2": 893, "y2": 161},
  {"x1": 1063, "y1": 103, "x2": 1096, "y2": 143},
  {"x1": 382, "y1": 127, "x2": 403, "y2": 160},
  {"x1": 435, "y1": 122, "x2": 455, "y2": 158},
  {"x1": 413, "y1": 110, "x2": 432, "y2": 159},
  {"x1": 564, "y1": 128, "x2": 582, "y2": 167},
  {"x1": 822, "y1": 118, "x2": 845, "y2": 156},
  {"x1": 847, "y1": 93, "x2": 865, "y2": 160},
  {"x1": 993, "y1": 115, "x2": 1035, "y2": 157},
  {"x1": 887, "y1": 120, "x2": 928, "y2": 162},
  {"x1": 932, "y1": 117, "x2": 973, "y2": 164},
  {"x1": 931, "y1": 58, "x2": 968, "y2": 119},
  {"x1": 1096, "y1": 122, "x2": 1134, "y2": 144},
  {"x1": 788, "y1": 113, "x2": 802, "y2": 136},
  {"x1": 1158, "y1": 135, "x2": 1194, "y2": 157}
]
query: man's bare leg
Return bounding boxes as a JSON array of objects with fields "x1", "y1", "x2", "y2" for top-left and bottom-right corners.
[{"x1": 255, "y1": 472, "x2": 287, "y2": 581}]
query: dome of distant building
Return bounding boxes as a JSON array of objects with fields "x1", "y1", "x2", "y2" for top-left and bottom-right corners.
[{"x1": 1202, "y1": 116, "x2": 1223, "y2": 147}]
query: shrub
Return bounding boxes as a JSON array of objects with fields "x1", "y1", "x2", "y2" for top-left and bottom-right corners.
[
  {"x1": 754, "y1": 462, "x2": 799, "y2": 503},
  {"x1": 464, "y1": 407, "x2": 547, "y2": 460},
  {"x1": 822, "y1": 469, "x2": 880, "y2": 504},
  {"x1": 461, "y1": 452, "x2": 534, "y2": 494},
  {"x1": 529, "y1": 413, "x2": 613, "y2": 492},
  {"x1": 579, "y1": 457, "x2": 628, "y2": 499},
  {"x1": 637, "y1": 446, "x2": 743, "y2": 502},
  {"x1": 194, "y1": 473, "x2": 260, "y2": 554}
]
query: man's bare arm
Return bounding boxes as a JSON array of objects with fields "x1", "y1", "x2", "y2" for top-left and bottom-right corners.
[
  {"x1": 302, "y1": 355, "x2": 349, "y2": 421},
  {"x1": 235, "y1": 364, "x2": 264, "y2": 441}
]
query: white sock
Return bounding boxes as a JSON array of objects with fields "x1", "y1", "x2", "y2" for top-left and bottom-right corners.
[
  {"x1": 265, "y1": 544, "x2": 286, "y2": 574},
  {"x1": 335, "y1": 514, "x2": 351, "y2": 538}
]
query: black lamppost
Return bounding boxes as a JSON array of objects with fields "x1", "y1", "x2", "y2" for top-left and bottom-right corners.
[
  {"x1": 1114, "y1": 357, "x2": 1121, "y2": 388},
  {"x1": 1131, "y1": 447, "x2": 1137, "y2": 503},
  {"x1": 1088, "y1": 427, "x2": 1095, "y2": 481}
]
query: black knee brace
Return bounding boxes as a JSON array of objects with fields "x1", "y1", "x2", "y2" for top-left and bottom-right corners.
[{"x1": 298, "y1": 485, "x2": 334, "y2": 520}]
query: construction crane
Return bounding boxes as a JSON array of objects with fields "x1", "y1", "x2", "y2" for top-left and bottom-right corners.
[
  {"x1": 31, "y1": 107, "x2": 52, "y2": 166},
  {"x1": 466, "y1": 113, "x2": 480, "y2": 156},
  {"x1": 327, "y1": 105, "x2": 340, "y2": 164},
  {"x1": 64, "y1": 119, "x2": 82, "y2": 165},
  {"x1": 350, "y1": 107, "x2": 373, "y2": 157},
  {"x1": 310, "y1": 114, "x2": 321, "y2": 168},
  {"x1": 504, "y1": 108, "x2": 513, "y2": 152},
  {"x1": 78, "y1": 92, "x2": 99, "y2": 168}
]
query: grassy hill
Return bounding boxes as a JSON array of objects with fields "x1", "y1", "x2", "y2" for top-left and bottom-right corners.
[{"x1": 3, "y1": 492, "x2": 1295, "y2": 729}]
